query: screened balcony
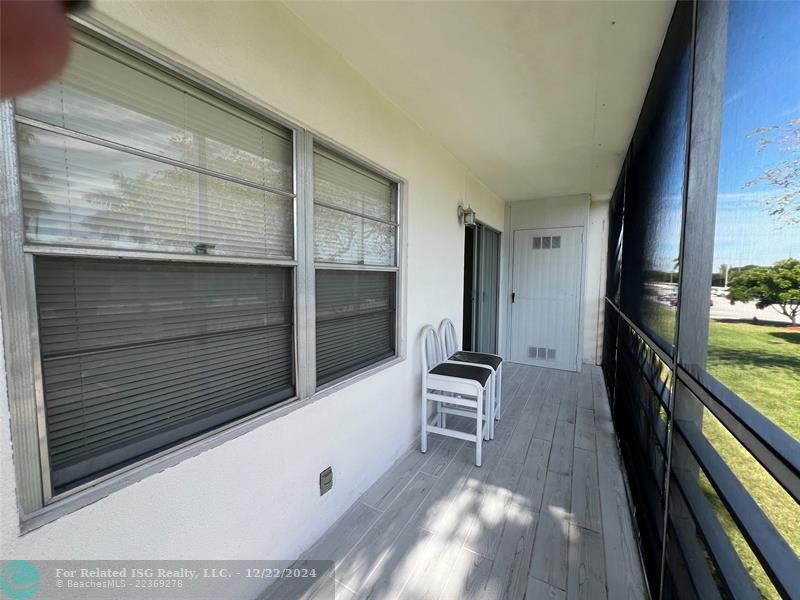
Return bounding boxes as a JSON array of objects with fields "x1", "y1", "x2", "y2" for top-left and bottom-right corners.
[
  {"x1": 264, "y1": 363, "x2": 644, "y2": 600},
  {"x1": 263, "y1": 2, "x2": 800, "y2": 599},
  {"x1": 0, "y1": 1, "x2": 797, "y2": 599}
]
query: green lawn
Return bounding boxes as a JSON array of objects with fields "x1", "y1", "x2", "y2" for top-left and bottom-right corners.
[
  {"x1": 707, "y1": 320, "x2": 799, "y2": 439},
  {"x1": 642, "y1": 300, "x2": 677, "y2": 347},
  {"x1": 633, "y1": 301, "x2": 798, "y2": 596},
  {"x1": 704, "y1": 320, "x2": 799, "y2": 599}
]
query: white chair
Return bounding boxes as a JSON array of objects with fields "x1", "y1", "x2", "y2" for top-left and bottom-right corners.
[
  {"x1": 439, "y1": 318, "x2": 503, "y2": 439},
  {"x1": 420, "y1": 325, "x2": 492, "y2": 467}
]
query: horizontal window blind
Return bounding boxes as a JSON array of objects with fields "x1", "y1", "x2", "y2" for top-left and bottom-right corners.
[
  {"x1": 314, "y1": 148, "x2": 397, "y2": 266},
  {"x1": 314, "y1": 150, "x2": 396, "y2": 221},
  {"x1": 16, "y1": 39, "x2": 294, "y2": 259},
  {"x1": 16, "y1": 41, "x2": 293, "y2": 191},
  {"x1": 314, "y1": 204, "x2": 396, "y2": 266},
  {"x1": 36, "y1": 257, "x2": 294, "y2": 493},
  {"x1": 315, "y1": 270, "x2": 396, "y2": 386},
  {"x1": 17, "y1": 126, "x2": 293, "y2": 258}
]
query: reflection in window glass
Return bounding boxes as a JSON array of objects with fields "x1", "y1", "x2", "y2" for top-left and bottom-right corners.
[
  {"x1": 16, "y1": 42, "x2": 293, "y2": 191},
  {"x1": 17, "y1": 126, "x2": 293, "y2": 258},
  {"x1": 705, "y1": 4, "x2": 799, "y2": 598},
  {"x1": 621, "y1": 46, "x2": 690, "y2": 350}
]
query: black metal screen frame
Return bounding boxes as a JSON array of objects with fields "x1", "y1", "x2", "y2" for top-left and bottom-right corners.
[{"x1": 601, "y1": 2, "x2": 800, "y2": 599}]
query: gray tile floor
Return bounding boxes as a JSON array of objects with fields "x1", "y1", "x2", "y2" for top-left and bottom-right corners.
[{"x1": 265, "y1": 363, "x2": 646, "y2": 600}]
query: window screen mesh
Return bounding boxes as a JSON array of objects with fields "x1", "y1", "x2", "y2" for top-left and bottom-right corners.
[
  {"x1": 605, "y1": 4, "x2": 692, "y2": 594},
  {"x1": 36, "y1": 257, "x2": 294, "y2": 492},
  {"x1": 621, "y1": 35, "x2": 690, "y2": 351}
]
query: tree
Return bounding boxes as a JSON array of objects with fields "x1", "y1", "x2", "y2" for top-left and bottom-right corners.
[
  {"x1": 82, "y1": 131, "x2": 295, "y2": 255},
  {"x1": 728, "y1": 258, "x2": 800, "y2": 325},
  {"x1": 745, "y1": 118, "x2": 800, "y2": 226},
  {"x1": 671, "y1": 256, "x2": 680, "y2": 284}
]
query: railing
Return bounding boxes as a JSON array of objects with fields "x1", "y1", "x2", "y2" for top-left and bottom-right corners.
[{"x1": 604, "y1": 298, "x2": 800, "y2": 600}]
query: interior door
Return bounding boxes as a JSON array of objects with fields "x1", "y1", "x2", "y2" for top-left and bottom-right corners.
[{"x1": 510, "y1": 227, "x2": 583, "y2": 371}]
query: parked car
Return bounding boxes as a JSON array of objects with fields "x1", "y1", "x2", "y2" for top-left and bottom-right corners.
[{"x1": 669, "y1": 298, "x2": 714, "y2": 307}]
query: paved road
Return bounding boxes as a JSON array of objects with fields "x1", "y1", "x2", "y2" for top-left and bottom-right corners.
[
  {"x1": 649, "y1": 283, "x2": 794, "y2": 325},
  {"x1": 709, "y1": 299, "x2": 794, "y2": 325}
]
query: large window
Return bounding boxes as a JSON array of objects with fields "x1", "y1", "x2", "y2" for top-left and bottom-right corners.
[
  {"x1": 313, "y1": 147, "x2": 398, "y2": 386},
  {"x1": 37, "y1": 258, "x2": 293, "y2": 494},
  {"x1": 1, "y1": 29, "x2": 403, "y2": 517}
]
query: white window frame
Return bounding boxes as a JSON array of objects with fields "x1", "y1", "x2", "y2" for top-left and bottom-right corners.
[
  {"x1": 311, "y1": 141, "x2": 402, "y2": 391},
  {"x1": 0, "y1": 17, "x2": 407, "y2": 532}
]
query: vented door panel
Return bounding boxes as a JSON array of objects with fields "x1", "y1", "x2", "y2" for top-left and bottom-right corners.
[{"x1": 510, "y1": 227, "x2": 583, "y2": 371}]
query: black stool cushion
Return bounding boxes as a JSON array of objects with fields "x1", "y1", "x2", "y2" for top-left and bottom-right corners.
[
  {"x1": 449, "y1": 351, "x2": 502, "y2": 370},
  {"x1": 430, "y1": 362, "x2": 492, "y2": 386}
]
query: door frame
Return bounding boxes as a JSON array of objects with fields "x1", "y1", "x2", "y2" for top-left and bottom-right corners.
[{"x1": 508, "y1": 225, "x2": 586, "y2": 372}]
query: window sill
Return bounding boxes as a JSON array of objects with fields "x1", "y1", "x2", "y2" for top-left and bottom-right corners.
[{"x1": 18, "y1": 353, "x2": 406, "y2": 535}]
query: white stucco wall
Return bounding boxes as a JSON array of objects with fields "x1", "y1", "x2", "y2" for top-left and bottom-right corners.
[
  {"x1": 584, "y1": 200, "x2": 610, "y2": 365},
  {"x1": 499, "y1": 194, "x2": 607, "y2": 368},
  {"x1": 0, "y1": 0, "x2": 504, "y2": 583}
]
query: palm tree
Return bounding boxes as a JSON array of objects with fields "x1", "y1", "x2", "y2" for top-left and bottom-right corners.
[{"x1": 670, "y1": 256, "x2": 680, "y2": 284}]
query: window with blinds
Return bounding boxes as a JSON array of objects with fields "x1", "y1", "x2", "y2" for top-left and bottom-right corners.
[
  {"x1": 313, "y1": 147, "x2": 398, "y2": 386},
  {"x1": 314, "y1": 148, "x2": 397, "y2": 266},
  {"x1": 37, "y1": 258, "x2": 294, "y2": 493},
  {"x1": 316, "y1": 270, "x2": 396, "y2": 386},
  {"x1": 3, "y1": 30, "x2": 405, "y2": 508},
  {"x1": 15, "y1": 36, "x2": 297, "y2": 494},
  {"x1": 15, "y1": 39, "x2": 294, "y2": 259}
]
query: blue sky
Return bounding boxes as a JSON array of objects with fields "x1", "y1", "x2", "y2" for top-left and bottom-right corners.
[
  {"x1": 647, "y1": 2, "x2": 799, "y2": 272},
  {"x1": 713, "y1": 0, "x2": 800, "y2": 268}
]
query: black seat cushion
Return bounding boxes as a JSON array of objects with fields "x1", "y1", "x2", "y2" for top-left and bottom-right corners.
[
  {"x1": 429, "y1": 362, "x2": 492, "y2": 386},
  {"x1": 449, "y1": 351, "x2": 502, "y2": 370}
]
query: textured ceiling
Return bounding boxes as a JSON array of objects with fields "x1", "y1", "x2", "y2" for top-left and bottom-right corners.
[{"x1": 285, "y1": 1, "x2": 674, "y2": 202}]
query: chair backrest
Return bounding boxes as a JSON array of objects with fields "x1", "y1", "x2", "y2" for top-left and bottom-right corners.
[
  {"x1": 421, "y1": 325, "x2": 445, "y2": 373},
  {"x1": 439, "y1": 318, "x2": 459, "y2": 357}
]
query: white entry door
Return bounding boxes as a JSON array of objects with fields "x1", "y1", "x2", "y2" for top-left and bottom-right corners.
[{"x1": 510, "y1": 227, "x2": 583, "y2": 371}]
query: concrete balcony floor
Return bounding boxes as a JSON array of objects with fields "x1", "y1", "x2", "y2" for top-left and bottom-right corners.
[{"x1": 267, "y1": 363, "x2": 645, "y2": 600}]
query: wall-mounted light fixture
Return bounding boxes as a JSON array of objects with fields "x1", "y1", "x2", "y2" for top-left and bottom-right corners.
[{"x1": 458, "y1": 205, "x2": 476, "y2": 226}]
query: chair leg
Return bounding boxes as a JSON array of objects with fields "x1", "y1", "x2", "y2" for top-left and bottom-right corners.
[
  {"x1": 489, "y1": 379, "x2": 495, "y2": 439},
  {"x1": 486, "y1": 383, "x2": 493, "y2": 441},
  {"x1": 495, "y1": 366, "x2": 502, "y2": 421},
  {"x1": 421, "y1": 390, "x2": 427, "y2": 454},
  {"x1": 475, "y1": 391, "x2": 483, "y2": 467}
]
